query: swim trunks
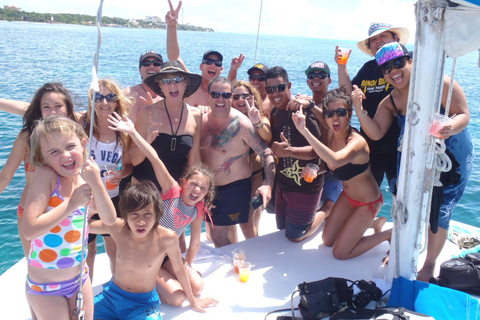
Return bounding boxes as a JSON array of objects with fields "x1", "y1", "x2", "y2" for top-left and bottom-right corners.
[
  {"x1": 321, "y1": 172, "x2": 343, "y2": 203},
  {"x1": 27, "y1": 266, "x2": 88, "y2": 299},
  {"x1": 275, "y1": 185, "x2": 322, "y2": 240},
  {"x1": 94, "y1": 279, "x2": 161, "y2": 320},
  {"x1": 343, "y1": 191, "x2": 383, "y2": 216},
  {"x1": 207, "y1": 177, "x2": 252, "y2": 226}
]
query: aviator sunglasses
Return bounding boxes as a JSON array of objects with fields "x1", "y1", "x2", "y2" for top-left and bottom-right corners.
[
  {"x1": 265, "y1": 83, "x2": 288, "y2": 94},
  {"x1": 324, "y1": 108, "x2": 348, "y2": 118},
  {"x1": 140, "y1": 60, "x2": 162, "y2": 67},
  {"x1": 380, "y1": 57, "x2": 408, "y2": 75},
  {"x1": 160, "y1": 77, "x2": 184, "y2": 85},
  {"x1": 233, "y1": 93, "x2": 251, "y2": 100},
  {"x1": 249, "y1": 74, "x2": 266, "y2": 82},
  {"x1": 94, "y1": 92, "x2": 118, "y2": 103},
  {"x1": 307, "y1": 72, "x2": 329, "y2": 80},
  {"x1": 210, "y1": 91, "x2": 233, "y2": 99},
  {"x1": 202, "y1": 58, "x2": 223, "y2": 67}
]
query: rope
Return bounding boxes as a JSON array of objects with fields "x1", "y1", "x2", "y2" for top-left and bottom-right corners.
[
  {"x1": 253, "y1": 0, "x2": 264, "y2": 64},
  {"x1": 73, "y1": 1, "x2": 104, "y2": 319}
]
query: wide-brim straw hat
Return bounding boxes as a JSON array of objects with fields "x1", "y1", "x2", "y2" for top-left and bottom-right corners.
[
  {"x1": 144, "y1": 60, "x2": 202, "y2": 98},
  {"x1": 357, "y1": 22, "x2": 410, "y2": 56}
]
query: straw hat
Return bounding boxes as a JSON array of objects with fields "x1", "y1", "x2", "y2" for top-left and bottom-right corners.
[
  {"x1": 144, "y1": 60, "x2": 202, "y2": 98},
  {"x1": 357, "y1": 22, "x2": 410, "y2": 56}
]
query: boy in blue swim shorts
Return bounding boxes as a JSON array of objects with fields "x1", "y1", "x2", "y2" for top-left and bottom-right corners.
[{"x1": 90, "y1": 180, "x2": 218, "y2": 319}]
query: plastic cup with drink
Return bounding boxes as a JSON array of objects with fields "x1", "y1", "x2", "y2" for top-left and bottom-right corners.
[
  {"x1": 337, "y1": 48, "x2": 352, "y2": 65},
  {"x1": 239, "y1": 262, "x2": 252, "y2": 282},
  {"x1": 304, "y1": 163, "x2": 320, "y2": 183},
  {"x1": 105, "y1": 164, "x2": 121, "y2": 190},
  {"x1": 232, "y1": 248, "x2": 246, "y2": 274},
  {"x1": 429, "y1": 113, "x2": 452, "y2": 138}
]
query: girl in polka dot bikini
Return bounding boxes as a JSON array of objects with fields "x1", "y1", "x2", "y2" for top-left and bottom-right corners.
[{"x1": 22, "y1": 116, "x2": 116, "y2": 319}]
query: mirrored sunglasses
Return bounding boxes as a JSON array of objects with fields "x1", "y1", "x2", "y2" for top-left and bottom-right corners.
[
  {"x1": 202, "y1": 58, "x2": 222, "y2": 67},
  {"x1": 160, "y1": 77, "x2": 185, "y2": 85},
  {"x1": 94, "y1": 92, "x2": 118, "y2": 103},
  {"x1": 233, "y1": 93, "x2": 251, "y2": 100},
  {"x1": 265, "y1": 83, "x2": 288, "y2": 94}
]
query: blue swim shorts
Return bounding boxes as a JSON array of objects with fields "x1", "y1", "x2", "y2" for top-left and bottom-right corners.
[
  {"x1": 94, "y1": 279, "x2": 161, "y2": 320},
  {"x1": 321, "y1": 171, "x2": 343, "y2": 203},
  {"x1": 207, "y1": 177, "x2": 252, "y2": 226}
]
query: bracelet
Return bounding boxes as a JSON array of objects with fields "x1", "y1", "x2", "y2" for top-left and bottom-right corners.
[
  {"x1": 362, "y1": 109, "x2": 368, "y2": 116},
  {"x1": 255, "y1": 122, "x2": 265, "y2": 129},
  {"x1": 306, "y1": 100, "x2": 315, "y2": 111}
]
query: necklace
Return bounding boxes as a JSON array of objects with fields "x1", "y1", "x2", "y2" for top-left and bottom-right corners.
[{"x1": 164, "y1": 101, "x2": 185, "y2": 151}]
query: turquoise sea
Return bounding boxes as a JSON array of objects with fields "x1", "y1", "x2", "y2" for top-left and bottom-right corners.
[{"x1": 0, "y1": 21, "x2": 479, "y2": 275}]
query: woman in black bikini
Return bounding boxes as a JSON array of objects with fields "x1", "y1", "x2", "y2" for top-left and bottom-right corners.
[
  {"x1": 129, "y1": 60, "x2": 202, "y2": 190},
  {"x1": 292, "y1": 88, "x2": 391, "y2": 260}
]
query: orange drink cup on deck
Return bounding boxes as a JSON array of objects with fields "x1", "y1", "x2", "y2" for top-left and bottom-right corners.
[
  {"x1": 304, "y1": 163, "x2": 319, "y2": 183},
  {"x1": 337, "y1": 48, "x2": 352, "y2": 65},
  {"x1": 429, "y1": 113, "x2": 451, "y2": 138},
  {"x1": 239, "y1": 262, "x2": 251, "y2": 282},
  {"x1": 233, "y1": 248, "x2": 246, "y2": 274}
]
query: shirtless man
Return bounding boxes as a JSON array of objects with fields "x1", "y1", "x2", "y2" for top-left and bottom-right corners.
[
  {"x1": 165, "y1": 0, "x2": 224, "y2": 108},
  {"x1": 91, "y1": 181, "x2": 217, "y2": 319},
  {"x1": 200, "y1": 77, "x2": 275, "y2": 247},
  {"x1": 123, "y1": 50, "x2": 164, "y2": 123}
]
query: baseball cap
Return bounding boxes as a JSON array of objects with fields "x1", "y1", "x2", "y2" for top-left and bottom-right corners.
[
  {"x1": 247, "y1": 63, "x2": 269, "y2": 75},
  {"x1": 305, "y1": 61, "x2": 330, "y2": 76},
  {"x1": 202, "y1": 50, "x2": 223, "y2": 62},
  {"x1": 139, "y1": 50, "x2": 163, "y2": 67}
]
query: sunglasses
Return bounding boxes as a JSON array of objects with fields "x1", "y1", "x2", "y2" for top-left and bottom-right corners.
[
  {"x1": 324, "y1": 108, "x2": 349, "y2": 118},
  {"x1": 160, "y1": 77, "x2": 184, "y2": 85},
  {"x1": 202, "y1": 58, "x2": 222, "y2": 67},
  {"x1": 94, "y1": 92, "x2": 118, "y2": 103},
  {"x1": 307, "y1": 72, "x2": 329, "y2": 80},
  {"x1": 265, "y1": 83, "x2": 288, "y2": 94},
  {"x1": 140, "y1": 60, "x2": 162, "y2": 67},
  {"x1": 249, "y1": 74, "x2": 266, "y2": 82},
  {"x1": 210, "y1": 91, "x2": 233, "y2": 99},
  {"x1": 380, "y1": 58, "x2": 408, "y2": 75},
  {"x1": 233, "y1": 93, "x2": 251, "y2": 101}
]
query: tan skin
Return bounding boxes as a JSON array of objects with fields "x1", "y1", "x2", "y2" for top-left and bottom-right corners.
[
  {"x1": 292, "y1": 103, "x2": 391, "y2": 259},
  {"x1": 108, "y1": 113, "x2": 212, "y2": 306},
  {"x1": 352, "y1": 57, "x2": 470, "y2": 280},
  {"x1": 200, "y1": 81, "x2": 275, "y2": 247},
  {"x1": 231, "y1": 85, "x2": 272, "y2": 239},
  {"x1": 23, "y1": 130, "x2": 116, "y2": 320}
]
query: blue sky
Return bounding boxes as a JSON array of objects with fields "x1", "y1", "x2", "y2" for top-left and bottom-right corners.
[{"x1": 1, "y1": 0, "x2": 417, "y2": 41}]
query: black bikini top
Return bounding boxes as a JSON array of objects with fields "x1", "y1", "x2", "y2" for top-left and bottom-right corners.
[{"x1": 328, "y1": 162, "x2": 369, "y2": 181}]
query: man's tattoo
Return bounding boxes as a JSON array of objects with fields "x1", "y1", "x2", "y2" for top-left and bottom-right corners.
[
  {"x1": 210, "y1": 117, "x2": 241, "y2": 148},
  {"x1": 214, "y1": 151, "x2": 249, "y2": 175}
]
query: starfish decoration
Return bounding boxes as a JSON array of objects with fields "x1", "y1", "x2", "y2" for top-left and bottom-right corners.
[{"x1": 280, "y1": 160, "x2": 304, "y2": 186}]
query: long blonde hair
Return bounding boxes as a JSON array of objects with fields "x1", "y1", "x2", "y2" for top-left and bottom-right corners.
[
  {"x1": 86, "y1": 79, "x2": 131, "y2": 149},
  {"x1": 233, "y1": 80, "x2": 265, "y2": 117}
]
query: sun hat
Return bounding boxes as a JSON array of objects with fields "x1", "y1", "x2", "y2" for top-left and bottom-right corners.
[
  {"x1": 202, "y1": 50, "x2": 223, "y2": 62},
  {"x1": 305, "y1": 61, "x2": 330, "y2": 76},
  {"x1": 138, "y1": 50, "x2": 163, "y2": 68},
  {"x1": 375, "y1": 42, "x2": 411, "y2": 68},
  {"x1": 357, "y1": 22, "x2": 410, "y2": 56},
  {"x1": 247, "y1": 63, "x2": 269, "y2": 75},
  {"x1": 144, "y1": 60, "x2": 202, "y2": 98}
]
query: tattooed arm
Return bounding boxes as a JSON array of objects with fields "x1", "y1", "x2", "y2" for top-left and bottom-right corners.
[{"x1": 244, "y1": 121, "x2": 276, "y2": 207}]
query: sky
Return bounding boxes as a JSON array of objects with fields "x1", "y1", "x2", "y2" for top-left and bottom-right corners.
[{"x1": 1, "y1": 0, "x2": 417, "y2": 42}]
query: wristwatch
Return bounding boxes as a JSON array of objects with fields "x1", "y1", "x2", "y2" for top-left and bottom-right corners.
[{"x1": 306, "y1": 100, "x2": 315, "y2": 111}]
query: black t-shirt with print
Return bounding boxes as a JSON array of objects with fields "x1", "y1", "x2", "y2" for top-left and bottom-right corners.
[
  {"x1": 352, "y1": 59, "x2": 400, "y2": 155},
  {"x1": 270, "y1": 107, "x2": 324, "y2": 193}
]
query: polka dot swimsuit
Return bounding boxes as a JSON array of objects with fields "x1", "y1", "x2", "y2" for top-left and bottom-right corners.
[{"x1": 28, "y1": 175, "x2": 88, "y2": 269}]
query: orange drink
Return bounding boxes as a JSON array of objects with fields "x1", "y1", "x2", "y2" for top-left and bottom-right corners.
[
  {"x1": 233, "y1": 248, "x2": 246, "y2": 274},
  {"x1": 304, "y1": 163, "x2": 319, "y2": 183},
  {"x1": 239, "y1": 262, "x2": 251, "y2": 282},
  {"x1": 337, "y1": 48, "x2": 352, "y2": 65}
]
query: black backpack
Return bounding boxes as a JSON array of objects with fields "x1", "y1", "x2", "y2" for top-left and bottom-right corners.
[{"x1": 435, "y1": 253, "x2": 480, "y2": 293}]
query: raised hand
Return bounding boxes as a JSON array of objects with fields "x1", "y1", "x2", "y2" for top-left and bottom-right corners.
[
  {"x1": 230, "y1": 53, "x2": 245, "y2": 71},
  {"x1": 165, "y1": 0, "x2": 182, "y2": 27},
  {"x1": 292, "y1": 106, "x2": 307, "y2": 135},
  {"x1": 334, "y1": 45, "x2": 342, "y2": 65},
  {"x1": 107, "y1": 112, "x2": 135, "y2": 135},
  {"x1": 139, "y1": 91, "x2": 155, "y2": 106},
  {"x1": 81, "y1": 157, "x2": 101, "y2": 186},
  {"x1": 351, "y1": 85, "x2": 366, "y2": 111},
  {"x1": 247, "y1": 99, "x2": 261, "y2": 125}
]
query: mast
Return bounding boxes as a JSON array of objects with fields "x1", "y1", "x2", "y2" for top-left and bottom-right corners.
[{"x1": 387, "y1": 0, "x2": 448, "y2": 281}]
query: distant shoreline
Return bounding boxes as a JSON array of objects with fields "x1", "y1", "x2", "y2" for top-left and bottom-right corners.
[{"x1": 0, "y1": 7, "x2": 214, "y2": 32}]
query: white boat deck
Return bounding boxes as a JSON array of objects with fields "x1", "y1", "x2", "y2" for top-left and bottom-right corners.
[{"x1": 0, "y1": 212, "x2": 464, "y2": 320}]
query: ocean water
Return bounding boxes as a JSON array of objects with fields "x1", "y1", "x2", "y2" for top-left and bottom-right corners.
[{"x1": 0, "y1": 21, "x2": 479, "y2": 275}]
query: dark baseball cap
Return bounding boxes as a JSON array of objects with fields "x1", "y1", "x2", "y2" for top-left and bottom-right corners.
[
  {"x1": 247, "y1": 63, "x2": 269, "y2": 75},
  {"x1": 139, "y1": 50, "x2": 163, "y2": 67},
  {"x1": 202, "y1": 50, "x2": 223, "y2": 62},
  {"x1": 305, "y1": 61, "x2": 330, "y2": 76}
]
